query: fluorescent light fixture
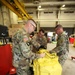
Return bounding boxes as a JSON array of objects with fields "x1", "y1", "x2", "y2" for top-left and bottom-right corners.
[
  {"x1": 62, "y1": 5, "x2": 65, "y2": 7},
  {"x1": 38, "y1": 5, "x2": 41, "y2": 8}
]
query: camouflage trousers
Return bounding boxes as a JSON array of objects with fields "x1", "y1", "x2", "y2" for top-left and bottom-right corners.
[
  {"x1": 58, "y1": 53, "x2": 68, "y2": 66},
  {"x1": 16, "y1": 66, "x2": 32, "y2": 75}
]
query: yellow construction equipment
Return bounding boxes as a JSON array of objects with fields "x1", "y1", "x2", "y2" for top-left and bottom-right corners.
[
  {"x1": 14, "y1": 0, "x2": 31, "y2": 19},
  {"x1": 0, "y1": 0, "x2": 23, "y2": 19},
  {"x1": 0, "y1": 0, "x2": 33, "y2": 20}
]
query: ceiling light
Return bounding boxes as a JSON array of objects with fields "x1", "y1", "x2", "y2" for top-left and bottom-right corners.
[
  {"x1": 38, "y1": 5, "x2": 41, "y2": 9},
  {"x1": 62, "y1": 5, "x2": 65, "y2": 7}
]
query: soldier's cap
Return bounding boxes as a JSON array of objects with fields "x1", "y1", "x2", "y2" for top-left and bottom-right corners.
[{"x1": 27, "y1": 19, "x2": 37, "y2": 27}]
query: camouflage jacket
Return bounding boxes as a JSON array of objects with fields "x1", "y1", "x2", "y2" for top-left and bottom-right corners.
[
  {"x1": 31, "y1": 34, "x2": 47, "y2": 49},
  {"x1": 12, "y1": 27, "x2": 35, "y2": 68},
  {"x1": 52, "y1": 31, "x2": 69, "y2": 56}
]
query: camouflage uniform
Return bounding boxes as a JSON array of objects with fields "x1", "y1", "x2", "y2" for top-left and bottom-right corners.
[
  {"x1": 31, "y1": 34, "x2": 47, "y2": 52},
  {"x1": 51, "y1": 32, "x2": 69, "y2": 66},
  {"x1": 12, "y1": 27, "x2": 35, "y2": 75}
]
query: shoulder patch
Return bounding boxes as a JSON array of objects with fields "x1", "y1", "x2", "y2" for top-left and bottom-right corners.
[{"x1": 23, "y1": 37, "x2": 28, "y2": 42}]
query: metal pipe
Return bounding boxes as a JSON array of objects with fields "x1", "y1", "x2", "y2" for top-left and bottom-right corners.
[
  {"x1": 35, "y1": 19, "x2": 75, "y2": 22},
  {"x1": 0, "y1": 0, "x2": 23, "y2": 19},
  {"x1": 24, "y1": 1, "x2": 75, "y2": 7},
  {"x1": 14, "y1": 0, "x2": 31, "y2": 19}
]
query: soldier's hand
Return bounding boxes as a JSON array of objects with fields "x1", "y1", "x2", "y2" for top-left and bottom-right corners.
[{"x1": 36, "y1": 53, "x2": 45, "y2": 58}]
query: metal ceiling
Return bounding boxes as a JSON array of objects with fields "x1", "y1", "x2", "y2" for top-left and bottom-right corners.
[
  {"x1": 0, "y1": 0, "x2": 75, "y2": 20},
  {"x1": 18, "y1": 0, "x2": 75, "y2": 11},
  {"x1": 19, "y1": 0, "x2": 75, "y2": 3},
  {"x1": 1, "y1": 0, "x2": 75, "y2": 10}
]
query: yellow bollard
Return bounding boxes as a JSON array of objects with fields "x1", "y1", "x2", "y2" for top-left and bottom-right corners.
[{"x1": 73, "y1": 38, "x2": 75, "y2": 47}]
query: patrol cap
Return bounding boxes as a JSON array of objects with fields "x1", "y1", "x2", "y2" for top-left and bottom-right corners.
[{"x1": 27, "y1": 19, "x2": 37, "y2": 27}]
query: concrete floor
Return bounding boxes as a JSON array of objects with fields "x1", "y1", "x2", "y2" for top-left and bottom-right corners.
[{"x1": 47, "y1": 43, "x2": 75, "y2": 75}]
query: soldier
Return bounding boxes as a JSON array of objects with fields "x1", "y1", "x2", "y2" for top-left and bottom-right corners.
[
  {"x1": 31, "y1": 29, "x2": 47, "y2": 52},
  {"x1": 12, "y1": 19, "x2": 37, "y2": 75},
  {"x1": 50, "y1": 24, "x2": 69, "y2": 66}
]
